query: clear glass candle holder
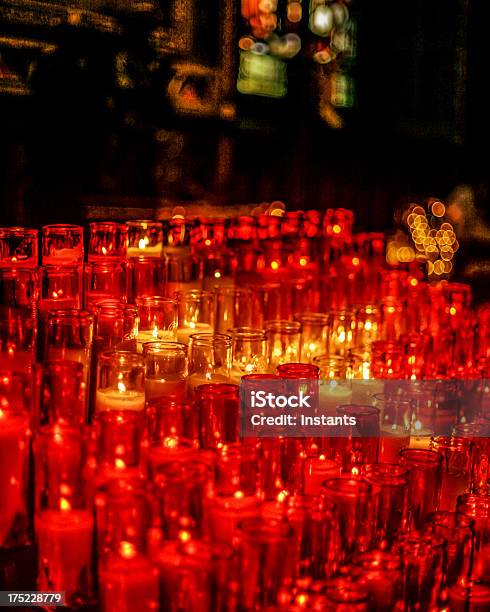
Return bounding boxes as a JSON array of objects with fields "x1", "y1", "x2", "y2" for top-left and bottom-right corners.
[
  {"x1": 94, "y1": 301, "x2": 138, "y2": 350},
  {"x1": 126, "y1": 220, "x2": 163, "y2": 258},
  {"x1": 42, "y1": 224, "x2": 84, "y2": 265},
  {"x1": 88, "y1": 222, "x2": 127, "y2": 262},
  {"x1": 135, "y1": 296, "x2": 178, "y2": 350},
  {"x1": 34, "y1": 425, "x2": 94, "y2": 607},
  {"x1": 84, "y1": 262, "x2": 126, "y2": 311},
  {"x1": 176, "y1": 290, "x2": 215, "y2": 345},
  {"x1": 0, "y1": 370, "x2": 31, "y2": 549},
  {"x1": 229, "y1": 327, "x2": 267, "y2": 383},
  {"x1": 294, "y1": 312, "x2": 328, "y2": 364},
  {"x1": 188, "y1": 333, "x2": 232, "y2": 391},
  {"x1": 96, "y1": 351, "x2": 145, "y2": 414},
  {"x1": 0, "y1": 227, "x2": 38, "y2": 267},
  {"x1": 215, "y1": 287, "x2": 255, "y2": 334},
  {"x1": 326, "y1": 309, "x2": 356, "y2": 357},
  {"x1": 144, "y1": 341, "x2": 188, "y2": 401},
  {"x1": 126, "y1": 257, "x2": 167, "y2": 303},
  {"x1": 265, "y1": 320, "x2": 301, "y2": 370},
  {"x1": 354, "y1": 305, "x2": 379, "y2": 349}
]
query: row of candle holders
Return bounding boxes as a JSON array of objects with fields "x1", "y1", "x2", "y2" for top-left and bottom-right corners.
[{"x1": 0, "y1": 214, "x2": 489, "y2": 611}]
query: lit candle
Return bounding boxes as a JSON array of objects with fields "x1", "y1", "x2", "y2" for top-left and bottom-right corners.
[
  {"x1": 167, "y1": 280, "x2": 203, "y2": 297},
  {"x1": 209, "y1": 494, "x2": 260, "y2": 544},
  {"x1": 176, "y1": 322, "x2": 213, "y2": 345},
  {"x1": 0, "y1": 410, "x2": 29, "y2": 546},
  {"x1": 145, "y1": 378, "x2": 187, "y2": 401},
  {"x1": 127, "y1": 243, "x2": 162, "y2": 258},
  {"x1": 136, "y1": 329, "x2": 177, "y2": 354},
  {"x1": 351, "y1": 379, "x2": 384, "y2": 405},
  {"x1": 96, "y1": 387, "x2": 145, "y2": 413},
  {"x1": 36, "y1": 509, "x2": 94, "y2": 598},
  {"x1": 188, "y1": 372, "x2": 230, "y2": 393},
  {"x1": 379, "y1": 426, "x2": 411, "y2": 463},
  {"x1": 303, "y1": 456, "x2": 341, "y2": 496},
  {"x1": 99, "y1": 548, "x2": 159, "y2": 612}
]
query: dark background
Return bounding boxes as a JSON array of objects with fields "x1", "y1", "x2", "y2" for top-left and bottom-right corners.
[{"x1": 0, "y1": 0, "x2": 488, "y2": 230}]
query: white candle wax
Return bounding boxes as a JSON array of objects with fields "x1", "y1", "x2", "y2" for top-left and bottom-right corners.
[
  {"x1": 136, "y1": 330, "x2": 177, "y2": 353},
  {"x1": 188, "y1": 372, "x2": 230, "y2": 393},
  {"x1": 43, "y1": 247, "x2": 83, "y2": 265},
  {"x1": 0, "y1": 412, "x2": 29, "y2": 545},
  {"x1": 36, "y1": 510, "x2": 94, "y2": 597},
  {"x1": 127, "y1": 245, "x2": 162, "y2": 258},
  {"x1": 96, "y1": 389, "x2": 145, "y2": 413},
  {"x1": 176, "y1": 323, "x2": 213, "y2": 345}
]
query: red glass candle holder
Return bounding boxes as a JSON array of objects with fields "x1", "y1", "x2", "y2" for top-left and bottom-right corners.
[
  {"x1": 39, "y1": 265, "x2": 82, "y2": 318},
  {"x1": 332, "y1": 405, "x2": 380, "y2": 474},
  {"x1": 195, "y1": 383, "x2": 239, "y2": 449},
  {"x1": 361, "y1": 463, "x2": 409, "y2": 547},
  {"x1": 265, "y1": 320, "x2": 301, "y2": 370},
  {"x1": 93, "y1": 301, "x2": 138, "y2": 350},
  {"x1": 176, "y1": 290, "x2": 215, "y2": 344},
  {"x1": 84, "y1": 262, "x2": 126, "y2": 311},
  {"x1": 321, "y1": 478, "x2": 374, "y2": 561},
  {"x1": 425, "y1": 511, "x2": 474, "y2": 588},
  {"x1": 144, "y1": 341, "x2": 187, "y2": 401},
  {"x1": 237, "y1": 517, "x2": 296, "y2": 610},
  {"x1": 34, "y1": 361, "x2": 86, "y2": 427},
  {"x1": 0, "y1": 308, "x2": 36, "y2": 373},
  {"x1": 373, "y1": 393, "x2": 412, "y2": 462},
  {"x1": 0, "y1": 227, "x2": 38, "y2": 267},
  {"x1": 34, "y1": 425, "x2": 94, "y2": 607},
  {"x1": 326, "y1": 309, "x2": 356, "y2": 357},
  {"x1": 153, "y1": 460, "x2": 210, "y2": 539},
  {"x1": 165, "y1": 248, "x2": 203, "y2": 297},
  {"x1": 394, "y1": 531, "x2": 446, "y2": 611},
  {"x1": 88, "y1": 222, "x2": 127, "y2": 262},
  {"x1": 457, "y1": 494, "x2": 490, "y2": 585},
  {"x1": 42, "y1": 224, "x2": 83, "y2": 265},
  {"x1": 97, "y1": 483, "x2": 159, "y2": 612},
  {"x1": 348, "y1": 550, "x2": 403, "y2": 610},
  {"x1": 126, "y1": 256, "x2": 167, "y2": 303},
  {"x1": 0, "y1": 371, "x2": 31, "y2": 549},
  {"x1": 370, "y1": 340, "x2": 404, "y2": 378},
  {"x1": 448, "y1": 582, "x2": 490, "y2": 611},
  {"x1": 147, "y1": 397, "x2": 198, "y2": 451},
  {"x1": 378, "y1": 298, "x2": 406, "y2": 342},
  {"x1": 293, "y1": 312, "x2": 328, "y2": 364},
  {"x1": 429, "y1": 436, "x2": 472, "y2": 512},
  {"x1": 95, "y1": 351, "x2": 145, "y2": 414},
  {"x1": 400, "y1": 448, "x2": 443, "y2": 529}
]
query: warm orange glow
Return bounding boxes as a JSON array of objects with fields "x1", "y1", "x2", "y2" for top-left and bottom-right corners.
[
  {"x1": 270, "y1": 260, "x2": 280, "y2": 270},
  {"x1": 332, "y1": 224, "x2": 341, "y2": 234},
  {"x1": 60, "y1": 498, "x2": 71, "y2": 511},
  {"x1": 120, "y1": 541, "x2": 137, "y2": 559}
]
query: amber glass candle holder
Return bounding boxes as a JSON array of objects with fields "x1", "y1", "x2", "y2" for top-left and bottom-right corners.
[
  {"x1": 176, "y1": 290, "x2": 215, "y2": 344},
  {"x1": 95, "y1": 351, "x2": 145, "y2": 414},
  {"x1": 326, "y1": 309, "x2": 356, "y2": 357},
  {"x1": 34, "y1": 425, "x2": 94, "y2": 607},
  {"x1": 84, "y1": 262, "x2": 126, "y2": 311},
  {"x1": 0, "y1": 227, "x2": 38, "y2": 267},
  {"x1": 126, "y1": 220, "x2": 163, "y2": 258},
  {"x1": 42, "y1": 224, "x2": 84, "y2": 265},
  {"x1": 265, "y1": 320, "x2": 301, "y2": 370},
  {"x1": 144, "y1": 341, "x2": 188, "y2": 401},
  {"x1": 0, "y1": 370, "x2": 31, "y2": 549},
  {"x1": 88, "y1": 221, "x2": 127, "y2": 262},
  {"x1": 400, "y1": 448, "x2": 443, "y2": 529}
]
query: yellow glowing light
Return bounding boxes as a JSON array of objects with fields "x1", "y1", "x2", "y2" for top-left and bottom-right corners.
[
  {"x1": 138, "y1": 238, "x2": 146, "y2": 249},
  {"x1": 299, "y1": 257, "x2": 308, "y2": 267},
  {"x1": 351, "y1": 466, "x2": 359, "y2": 476},
  {"x1": 234, "y1": 490, "x2": 244, "y2": 499},
  {"x1": 117, "y1": 381, "x2": 127, "y2": 393},
  {"x1": 178, "y1": 530, "x2": 192, "y2": 543},
  {"x1": 120, "y1": 541, "x2": 137, "y2": 559},
  {"x1": 271, "y1": 260, "x2": 280, "y2": 270},
  {"x1": 60, "y1": 498, "x2": 71, "y2": 511},
  {"x1": 410, "y1": 278, "x2": 418, "y2": 287},
  {"x1": 450, "y1": 307, "x2": 457, "y2": 316},
  {"x1": 101, "y1": 246, "x2": 108, "y2": 255},
  {"x1": 163, "y1": 437, "x2": 178, "y2": 449},
  {"x1": 414, "y1": 420, "x2": 423, "y2": 431},
  {"x1": 214, "y1": 271, "x2": 221, "y2": 278},
  {"x1": 204, "y1": 239, "x2": 211, "y2": 246},
  {"x1": 332, "y1": 224, "x2": 341, "y2": 234},
  {"x1": 352, "y1": 257, "x2": 360, "y2": 266},
  {"x1": 115, "y1": 458, "x2": 126, "y2": 469}
]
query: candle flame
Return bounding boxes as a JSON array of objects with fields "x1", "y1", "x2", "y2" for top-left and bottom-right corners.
[
  {"x1": 138, "y1": 238, "x2": 146, "y2": 249},
  {"x1": 234, "y1": 490, "x2": 244, "y2": 499},
  {"x1": 60, "y1": 498, "x2": 71, "y2": 511},
  {"x1": 117, "y1": 381, "x2": 127, "y2": 393},
  {"x1": 214, "y1": 271, "x2": 221, "y2": 278},
  {"x1": 351, "y1": 466, "x2": 359, "y2": 476},
  {"x1": 120, "y1": 541, "x2": 137, "y2": 559},
  {"x1": 178, "y1": 530, "x2": 192, "y2": 543},
  {"x1": 414, "y1": 419, "x2": 423, "y2": 431},
  {"x1": 102, "y1": 246, "x2": 108, "y2": 255}
]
